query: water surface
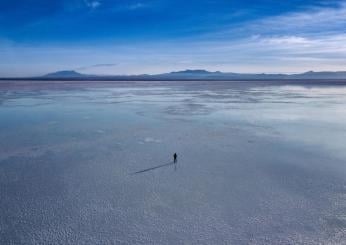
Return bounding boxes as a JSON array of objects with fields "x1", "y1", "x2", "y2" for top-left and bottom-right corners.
[{"x1": 0, "y1": 81, "x2": 346, "y2": 244}]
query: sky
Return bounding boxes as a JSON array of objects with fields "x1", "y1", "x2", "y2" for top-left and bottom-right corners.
[{"x1": 0, "y1": 0, "x2": 346, "y2": 76}]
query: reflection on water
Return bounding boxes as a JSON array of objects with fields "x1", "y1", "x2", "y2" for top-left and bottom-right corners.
[{"x1": 0, "y1": 81, "x2": 345, "y2": 244}]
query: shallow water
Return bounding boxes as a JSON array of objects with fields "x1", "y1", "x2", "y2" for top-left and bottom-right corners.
[{"x1": 0, "y1": 81, "x2": 346, "y2": 244}]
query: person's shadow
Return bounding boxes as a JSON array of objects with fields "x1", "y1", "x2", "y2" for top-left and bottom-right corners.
[{"x1": 130, "y1": 161, "x2": 177, "y2": 175}]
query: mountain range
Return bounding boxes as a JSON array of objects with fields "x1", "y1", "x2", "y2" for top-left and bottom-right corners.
[{"x1": 4, "y1": 69, "x2": 346, "y2": 80}]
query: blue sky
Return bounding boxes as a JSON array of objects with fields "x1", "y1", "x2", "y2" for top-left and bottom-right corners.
[{"x1": 1, "y1": 0, "x2": 346, "y2": 76}]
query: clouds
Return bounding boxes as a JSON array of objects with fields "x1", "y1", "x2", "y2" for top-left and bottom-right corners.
[
  {"x1": 248, "y1": 3, "x2": 346, "y2": 63},
  {"x1": 85, "y1": 0, "x2": 101, "y2": 9},
  {"x1": 1, "y1": 0, "x2": 346, "y2": 76},
  {"x1": 79, "y1": 63, "x2": 117, "y2": 69},
  {"x1": 252, "y1": 1, "x2": 346, "y2": 35},
  {"x1": 2, "y1": 31, "x2": 345, "y2": 77},
  {"x1": 208, "y1": 1, "x2": 346, "y2": 40},
  {"x1": 257, "y1": 34, "x2": 346, "y2": 53},
  {"x1": 76, "y1": 63, "x2": 117, "y2": 72},
  {"x1": 82, "y1": 0, "x2": 150, "y2": 12},
  {"x1": 185, "y1": 1, "x2": 346, "y2": 72},
  {"x1": 127, "y1": 3, "x2": 146, "y2": 10}
]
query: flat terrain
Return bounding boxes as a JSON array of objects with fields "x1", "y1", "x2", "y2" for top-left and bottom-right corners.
[{"x1": 0, "y1": 80, "x2": 346, "y2": 244}]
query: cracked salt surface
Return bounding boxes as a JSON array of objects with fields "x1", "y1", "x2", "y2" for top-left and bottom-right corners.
[{"x1": 0, "y1": 81, "x2": 346, "y2": 244}]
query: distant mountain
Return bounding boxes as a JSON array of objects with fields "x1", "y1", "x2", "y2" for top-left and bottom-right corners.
[
  {"x1": 169, "y1": 69, "x2": 211, "y2": 74},
  {"x1": 5, "y1": 69, "x2": 345, "y2": 81},
  {"x1": 165, "y1": 69, "x2": 222, "y2": 76},
  {"x1": 155, "y1": 69, "x2": 224, "y2": 79},
  {"x1": 154, "y1": 70, "x2": 289, "y2": 80},
  {"x1": 157, "y1": 70, "x2": 346, "y2": 80},
  {"x1": 290, "y1": 71, "x2": 346, "y2": 79},
  {"x1": 44, "y1": 70, "x2": 88, "y2": 78}
]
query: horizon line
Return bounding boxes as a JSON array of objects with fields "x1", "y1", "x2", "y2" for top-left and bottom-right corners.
[{"x1": 3, "y1": 69, "x2": 346, "y2": 79}]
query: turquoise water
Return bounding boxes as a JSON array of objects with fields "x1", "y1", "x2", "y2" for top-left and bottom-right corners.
[{"x1": 0, "y1": 81, "x2": 345, "y2": 244}]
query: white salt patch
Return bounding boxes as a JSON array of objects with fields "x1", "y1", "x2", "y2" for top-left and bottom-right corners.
[{"x1": 144, "y1": 137, "x2": 162, "y2": 143}]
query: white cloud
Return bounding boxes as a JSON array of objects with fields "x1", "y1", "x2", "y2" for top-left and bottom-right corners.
[
  {"x1": 255, "y1": 34, "x2": 346, "y2": 56},
  {"x1": 85, "y1": 0, "x2": 101, "y2": 9},
  {"x1": 112, "y1": 2, "x2": 148, "y2": 12},
  {"x1": 128, "y1": 3, "x2": 145, "y2": 10},
  {"x1": 251, "y1": 2, "x2": 346, "y2": 35},
  {"x1": 182, "y1": 2, "x2": 346, "y2": 72},
  {"x1": 261, "y1": 36, "x2": 312, "y2": 45}
]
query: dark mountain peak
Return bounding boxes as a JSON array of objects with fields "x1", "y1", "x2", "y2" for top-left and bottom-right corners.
[
  {"x1": 170, "y1": 69, "x2": 219, "y2": 74},
  {"x1": 44, "y1": 70, "x2": 86, "y2": 78}
]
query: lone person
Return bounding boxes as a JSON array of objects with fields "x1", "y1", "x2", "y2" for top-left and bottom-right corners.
[{"x1": 173, "y1": 153, "x2": 178, "y2": 163}]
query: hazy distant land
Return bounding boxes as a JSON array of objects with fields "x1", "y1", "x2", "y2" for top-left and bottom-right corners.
[{"x1": 2, "y1": 69, "x2": 346, "y2": 81}]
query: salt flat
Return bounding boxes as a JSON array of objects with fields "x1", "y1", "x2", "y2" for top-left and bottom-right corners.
[{"x1": 0, "y1": 81, "x2": 345, "y2": 244}]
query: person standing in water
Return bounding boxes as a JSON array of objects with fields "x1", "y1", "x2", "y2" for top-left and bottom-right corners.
[{"x1": 173, "y1": 153, "x2": 177, "y2": 163}]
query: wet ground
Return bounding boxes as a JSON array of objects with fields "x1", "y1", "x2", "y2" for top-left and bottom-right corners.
[{"x1": 0, "y1": 80, "x2": 346, "y2": 244}]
